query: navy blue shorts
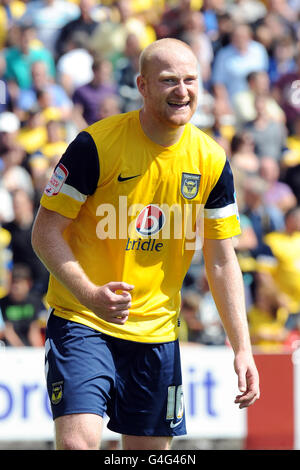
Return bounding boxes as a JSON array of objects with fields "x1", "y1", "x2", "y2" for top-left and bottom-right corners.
[{"x1": 45, "y1": 313, "x2": 186, "y2": 437}]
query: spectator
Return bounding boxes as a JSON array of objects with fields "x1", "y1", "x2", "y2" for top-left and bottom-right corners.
[
  {"x1": 281, "y1": 116, "x2": 300, "y2": 204},
  {"x1": 0, "y1": 171, "x2": 14, "y2": 224},
  {"x1": 179, "y1": 10, "x2": 214, "y2": 86},
  {"x1": 243, "y1": 94, "x2": 287, "y2": 161},
  {"x1": 0, "y1": 110, "x2": 21, "y2": 155},
  {"x1": 72, "y1": 57, "x2": 118, "y2": 128},
  {"x1": 243, "y1": 175, "x2": 285, "y2": 258},
  {"x1": 55, "y1": 0, "x2": 99, "y2": 59},
  {"x1": 0, "y1": 263, "x2": 45, "y2": 346},
  {"x1": 0, "y1": 111, "x2": 31, "y2": 201},
  {"x1": 247, "y1": 272, "x2": 289, "y2": 352},
  {"x1": 201, "y1": 0, "x2": 226, "y2": 42},
  {"x1": 98, "y1": 95, "x2": 122, "y2": 120},
  {"x1": 268, "y1": 36, "x2": 296, "y2": 84},
  {"x1": 28, "y1": 152, "x2": 53, "y2": 207},
  {"x1": 15, "y1": 60, "x2": 72, "y2": 122},
  {"x1": 273, "y1": 51, "x2": 300, "y2": 133},
  {"x1": 0, "y1": 53, "x2": 14, "y2": 113},
  {"x1": 233, "y1": 71, "x2": 285, "y2": 126},
  {"x1": 177, "y1": 28, "x2": 210, "y2": 129},
  {"x1": 233, "y1": 213, "x2": 258, "y2": 309},
  {"x1": 55, "y1": 32, "x2": 94, "y2": 97},
  {"x1": 256, "y1": 11, "x2": 293, "y2": 53},
  {"x1": 178, "y1": 290, "x2": 203, "y2": 343},
  {"x1": 36, "y1": 88, "x2": 65, "y2": 124},
  {"x1": 259, "y1": 156, "x2": 297, "y2": 213},
  {"x1": 179, "y1": 274, "x2": 227, "y2": 346},
  {"x1": 1, "y1": 157, "x2": 35, "y2": 200},
  {"x1": 89, "y1": 0, "x2": 156, "y2": 65},
  {"x1": 211, "y1": 12, "x2": 234, "y2": 55},
  {"x1": 0, "y1": 225, "x2": 13, "y2": 299},
  {"x1": 254, "y1": 17, "x2": 275, "y2": 56},
  {"x1": 263, "y1": 206, "x2": 300, "y2": 331},
  {"x1": 206, "y1": 100, "x2": 236, "y2": 155},
  {"x1": 212, "y1": 23, "x2": 269, "y2": 105},
  {"x1": 115, "y1": 32, "x2": 142, "y2": 112},
  {"x1": 0, "y1": 0, "x2": 300, "y2": 357},
  {"x1": 155, "y1": 0, "x2": 193, "y2": 39},
  {"x1": 19, "y1": 0, "x2": 80, "y2": 54},
  {"x1": 196, "y1": 270, "x2": 227, "y2": 345},
  {"x1": 230, "y1": 131, "x2": 260, "y2": 175},
  {"x1": 267, "y1": 0, "x2": 296, "y2": 30},
  {"x1": 0, "y1": 5, "x2": 6, "y2": 49},
  {"x1": 284, "y1": 115, "x2": 300, "y2": 166},
  {"x1": 0, "y1": 0, "x2": 27, "y2": 48},
  {"x1": 282, "y1": 162, "x2": 300, "y2": 206},
  {"x1": 4, "y1": 24, "x2": 56, "y2": 90},
  {"x1": 17, "y1": 107, "x2": 47, "y2": 155},
  {"x1": 3, "y1": 189, "x2": 49, "y2": 294},
  {"x1": 0, "y1": 307, "x2": 5, "y2": 346},
  {"x1": 40, "y1": 120, "x2": 68, "y2": 162},
  {"x1": 225, "y1": 0, "x2": 267, "y2": 26}
]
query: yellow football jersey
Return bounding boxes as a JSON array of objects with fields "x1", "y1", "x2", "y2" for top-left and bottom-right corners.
[{"x1": 40, "y1": 110, "x2": 240, "y2": 342}]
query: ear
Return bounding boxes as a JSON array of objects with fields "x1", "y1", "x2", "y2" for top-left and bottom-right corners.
[{"x1": 136, "y1": 74, "x2": 146, "y2": 98}]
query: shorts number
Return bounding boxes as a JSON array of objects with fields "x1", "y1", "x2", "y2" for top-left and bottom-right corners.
[{"x1": 166, "y1": 385, "x2": 184, "y2": 420}]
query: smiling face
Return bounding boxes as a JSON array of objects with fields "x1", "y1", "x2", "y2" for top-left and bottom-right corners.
[{"x1": 137, "y1": 39, "x2": 199, "y2": 129}]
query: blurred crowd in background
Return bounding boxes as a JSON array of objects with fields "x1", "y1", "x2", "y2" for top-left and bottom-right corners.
[{"x1": 0, "y1": 0, "x2": 300, "y2": 353}]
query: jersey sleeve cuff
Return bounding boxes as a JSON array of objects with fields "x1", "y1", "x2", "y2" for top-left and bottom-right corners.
[
  {"x1": 204, "y1": 215, "x2": 241, "y2": 239},
  {"x1": 40, "y1": 192, "x2": 82, "y2": 219}
]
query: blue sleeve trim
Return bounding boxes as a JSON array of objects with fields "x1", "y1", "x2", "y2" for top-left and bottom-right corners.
[
  {"x1": 57, "y1": 131, "x2": 99, "y2": 196},
  {"x1": 205, "y1": 159, "x2": 236, "y2": 209}
]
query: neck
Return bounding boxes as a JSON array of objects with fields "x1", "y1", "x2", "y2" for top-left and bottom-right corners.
[
  {"x1": 234, "y1": 44, "x2": 248, "y2": 55},
  {"x1": 91, "y1": 79, "x2": 103, "y2": 87},
  {"x1": 255, "y1": 114, "x2": 268, "y2": 126},
  {"x1": 286, "y1": 226, "x2": 295, "y2": 235},
  {"x1": 82, "y1": 15, "x2": 92, "y2": 23},
  {"x1": 139, "y1": 109, "x2": 185, "y2": 147},
  {"x1": 21, "y1": 46, "x2": 30, "y2": 55}
]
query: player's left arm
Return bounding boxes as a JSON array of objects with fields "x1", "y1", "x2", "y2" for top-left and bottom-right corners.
[{"x1": 202, "y1": 237, "x2": 260, "y2": 409}]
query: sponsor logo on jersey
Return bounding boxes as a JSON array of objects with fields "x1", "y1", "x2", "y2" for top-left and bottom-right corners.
[
  {"x1": 125, "y1": 237, "x2": 163, "y2": 252},
  {"x1": 181, "y1": 173, "x2": 201, "y2": 200},
  {"x1": 44, "y1": 163, "x2": 68, "y2": 196},
  {"x1": 118, "y1": 173, "x2": 141, "y2": 182},
  {"x1": 123, "y1": 204, "x2": 166, "y2": 252},
  {"x1": 136, "y1": 204, "x2": 165, "y2": 237}
]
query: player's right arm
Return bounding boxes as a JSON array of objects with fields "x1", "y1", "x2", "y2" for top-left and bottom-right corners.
[
  {"x1": 31, "y1": 130, "x2": 134, "y2": 325},
  {"x1": 32, "y1": 207, "x2": 133, "y2": 325}
]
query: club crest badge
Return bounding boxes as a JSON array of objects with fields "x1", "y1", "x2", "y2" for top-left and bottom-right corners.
[
  {"x1": 51, "y1": 381, "x2": 63, "y2": 405},
  {"x1": 181, "y1": 173, "x2": 201, "y2": 200}
]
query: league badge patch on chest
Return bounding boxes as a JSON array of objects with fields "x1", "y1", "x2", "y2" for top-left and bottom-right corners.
[
  {"x1": 51, "y1": 381, "x2": 63, "y2": 405},
  {"x1": 181, "y1": 173, "x2": 201, "y2": 200}
]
